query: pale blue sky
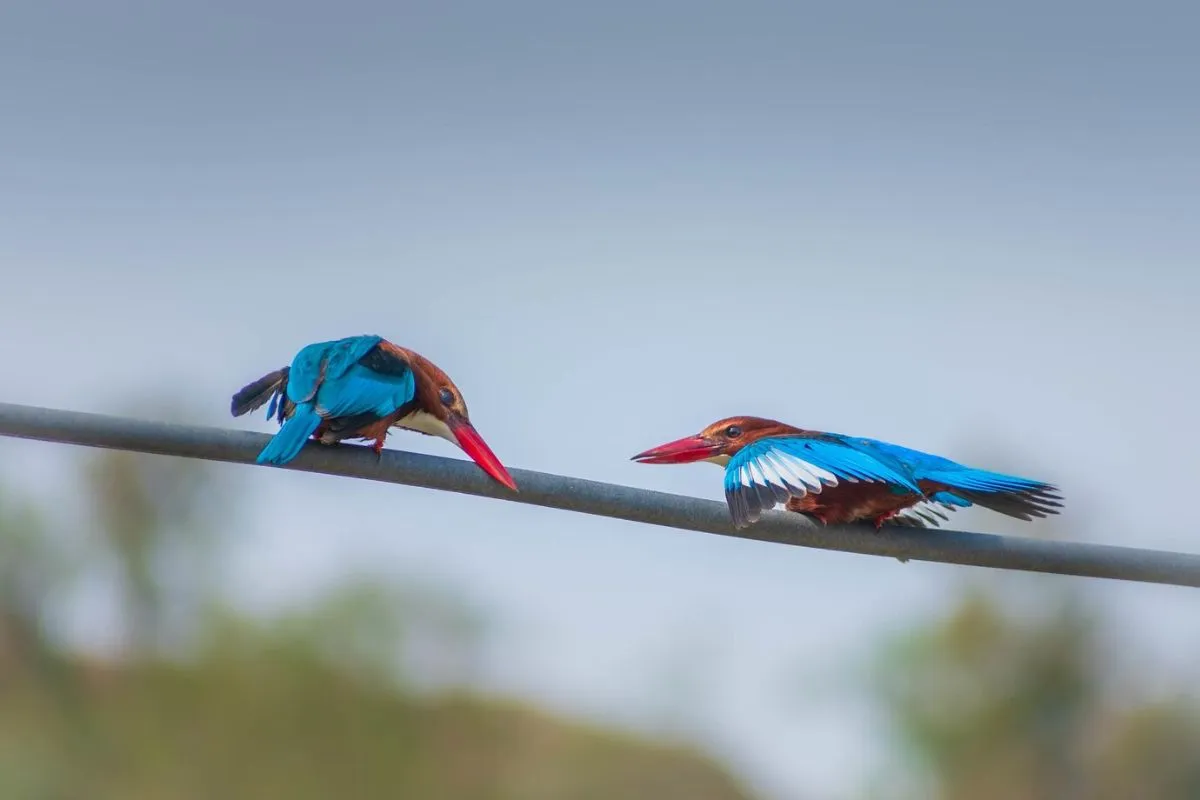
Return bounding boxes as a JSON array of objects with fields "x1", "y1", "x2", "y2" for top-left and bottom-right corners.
[{"x1": 2, "y1": 2, "x2": 1199, "y2": 797}]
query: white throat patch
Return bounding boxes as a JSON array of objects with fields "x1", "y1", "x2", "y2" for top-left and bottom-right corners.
[{"x1": 397, "y1": 409, "x2": 457, "y2": 446}]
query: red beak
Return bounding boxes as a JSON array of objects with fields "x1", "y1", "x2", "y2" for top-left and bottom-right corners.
[
  {"x1": 448, "y1": 417, "x2": 518, "y2": 492},
  {"x1": 630, "y1": 434, "x2": 720, "y2": 465}
]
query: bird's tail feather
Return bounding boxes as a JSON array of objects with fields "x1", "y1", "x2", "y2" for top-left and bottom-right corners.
[
  {"x1": 256, "y1": 404, "x2": 322, "y2": 466},
  {"x1": 926, "y1": 467, "x2": 1063, "y2": 521},
  {"x1": 231, "y1": 367, "x2": 290, "y2": 418}
]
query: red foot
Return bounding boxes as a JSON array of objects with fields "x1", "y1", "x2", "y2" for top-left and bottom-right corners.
[
  {"x1": 872, "y1": 510, "x2": 899, "y2": 530},
  {"x1": 372, "y1": 437, "x2": 385, "y2": 460}
]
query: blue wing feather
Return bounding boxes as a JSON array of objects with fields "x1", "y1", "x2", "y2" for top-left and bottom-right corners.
[
  {"x1": 729, "y1": 437, "x2": 921, "y2": 491},
  {"x1": 851, "y1": 438, "x2": 1043, "y2": 492},
  {"x1": 255, "y1": 335, "x2": 415, "y2": 467},
  {"x1": 286, "y1": 335, "x2": 384, "y2": 404},
  {"x1": 930, "y1": 491, "x2": 972, "y2": 507},
  {"x1": 853, "y1": 438, "x2": 1062, "y2": 524},
  {"x1": 722, "y1": 435, "x2": 922, "y2": 528},
  {"x1": 315, "y1": 363, "x2": 416, "y2": 418}
]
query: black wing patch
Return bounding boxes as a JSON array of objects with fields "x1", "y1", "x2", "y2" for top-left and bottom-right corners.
[{"x1": 357, "y1": 345, "x2": 414, "y2": 377}]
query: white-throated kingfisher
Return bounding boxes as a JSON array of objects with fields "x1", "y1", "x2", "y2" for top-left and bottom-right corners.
[
  {"x1": 231, "y1": 334, "x2": 517, "y2": 491},
  {"x1": 632, "y1": 416, "x2": 1061, "y2": 530}
]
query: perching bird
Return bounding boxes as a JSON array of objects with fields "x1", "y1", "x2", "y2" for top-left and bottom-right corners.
[
  {"x1": 632, "y1": 416, "x2": 1061, "y2": 530},
  {"x1": 231, "y1": 334, "x2": 517, "y2": 491}
]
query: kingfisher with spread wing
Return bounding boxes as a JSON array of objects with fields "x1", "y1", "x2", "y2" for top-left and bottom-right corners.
[
  {"x1": 231, "y1": 334, "x2": 517, "y2": 491},
  {"x1": 632, "y1": 416, "x2": 1061, "y2": 530}
]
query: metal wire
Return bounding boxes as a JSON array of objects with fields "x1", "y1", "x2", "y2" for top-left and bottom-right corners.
[{"x1": 0, "y1": 401, "x2": 1197, "y2": 588}]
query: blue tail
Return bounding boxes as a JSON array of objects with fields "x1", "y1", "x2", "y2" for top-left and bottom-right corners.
[{"x1": 256, "y1": 405, "x2": 322, "y2": 466}]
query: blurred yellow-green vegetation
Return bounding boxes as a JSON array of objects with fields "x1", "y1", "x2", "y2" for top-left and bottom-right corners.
[
  {"x1": 2, "y1": 429, "x2": 1199, "y2": 799},
  {"x1": 0, "y1": 446, "x2": 754, "y2": 800},
  {"x1": 862, "y1": 556, "x2": 1200, "y2": 799}
]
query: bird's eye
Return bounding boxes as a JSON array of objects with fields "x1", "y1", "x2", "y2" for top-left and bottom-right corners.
[
  {"x1": 725, "y1": 425, "x2": 743, "y2": 438},
  {"x1": 438, "y1": 388, "x2": 455, "y2": 406}
]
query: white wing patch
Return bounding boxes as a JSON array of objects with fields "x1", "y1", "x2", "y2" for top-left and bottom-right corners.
[
  {"x1": 777, "y1": 445, "x2": 859, "y2": 485},
  {"x1": 760, "y1": 452, "x2": 810, "y2": 494},
  {"x1": 782, "y1": 451, "x2": 838, "y2": 491},
  {"x1": 746, "y1": 458, "x2": 768, "y2": 491},
  {"x1": 743, "y1": 449, "x2": 842, "y2": 501},
  {"x1": 727, "y1": 439, "x2": 916, "y2": 529},
  {"x1": 757, "y1": 452, "x2": 800, "y2": 493}
]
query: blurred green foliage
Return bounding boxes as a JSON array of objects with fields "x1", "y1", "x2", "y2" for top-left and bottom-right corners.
[
  {"x1": 867, "y1": 582, "x2": 1200, "y2": 800},
  {"x1": 0, "y1": 443, "x2": 755, "y2": 800}
]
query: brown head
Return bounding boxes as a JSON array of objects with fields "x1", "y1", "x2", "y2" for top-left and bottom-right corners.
[
  {"x1": 631, "y1": 416, "x2": 806, "y2": 467},
  {"x1": 390, "y1": 345, "x2": 517, "y2": 492}
]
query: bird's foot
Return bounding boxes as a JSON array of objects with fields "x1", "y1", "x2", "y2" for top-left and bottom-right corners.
[{"x1": 872, "y1": 511, "x2": 899, "y2": 532}]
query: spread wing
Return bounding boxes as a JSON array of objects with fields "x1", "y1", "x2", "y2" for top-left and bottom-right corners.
[
  {"x1": 855, "y1": 438, "x2": 1063, "y2": 523},
  {"x1": 723, "y1": 435, "x2": 922, "y2": 528}
]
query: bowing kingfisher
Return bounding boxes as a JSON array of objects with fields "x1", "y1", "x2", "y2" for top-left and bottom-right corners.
[
  {"x1": 231, "y1": 334, "x2": 517, "y2": 491},
  {"x1": 632, "y1": 416, "x2": 1061, "y2": 530}
]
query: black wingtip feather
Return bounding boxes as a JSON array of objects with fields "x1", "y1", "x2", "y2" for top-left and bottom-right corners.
[
  {"x1": 726, "y1": 486, "x2": 754, "y2": 529},
  {"x1": 889, "y1": 502, "x2": 956, "y2": 529},
  {"x1": 230, "y1": 367, "x2": 289, "y2": 418},
  {"x1": 889, "y1": 515, "x2": 935, "y2": 529},
  {"x1": 954, "y1": 485, "x2": 1065, "y2": 521}
]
